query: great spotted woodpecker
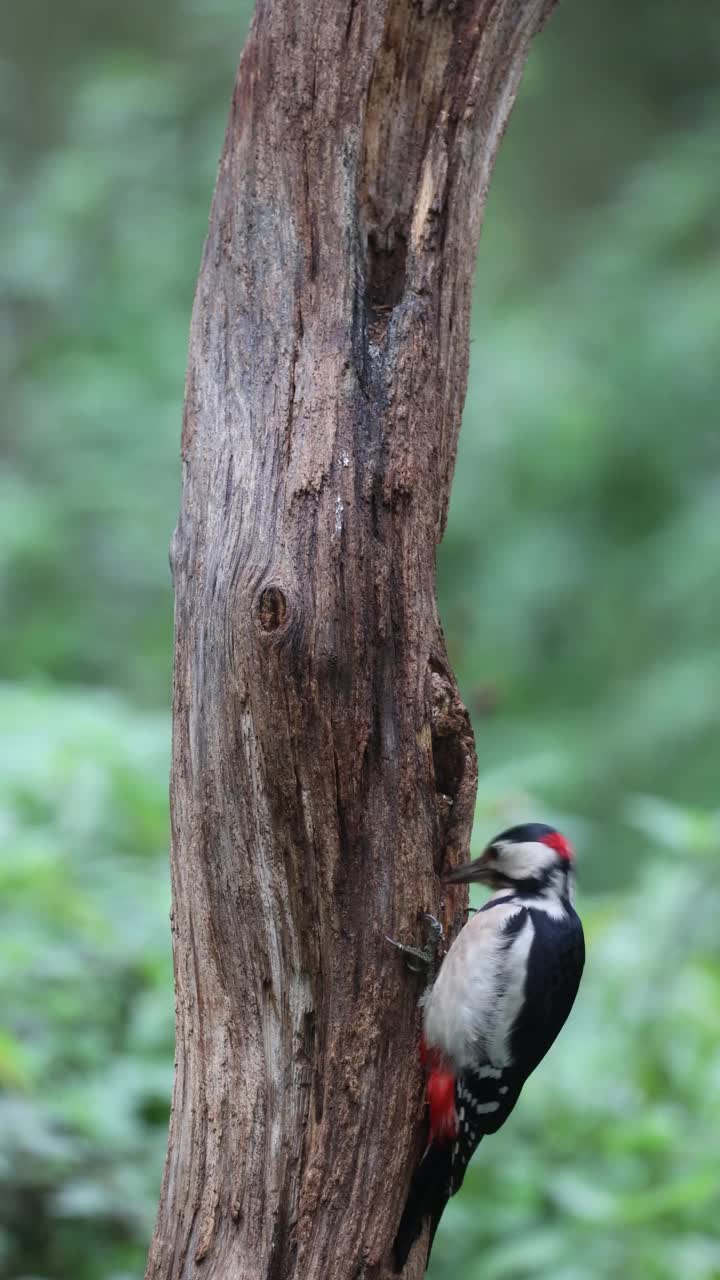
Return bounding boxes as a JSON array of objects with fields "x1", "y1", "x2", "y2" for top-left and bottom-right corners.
[{"x1": 390, "y1": 822, "x2": 585, "y2": 1271}]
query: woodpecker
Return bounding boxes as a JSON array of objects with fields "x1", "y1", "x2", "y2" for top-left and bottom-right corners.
[{"x1": 390, "y1": 822, "x2": 585, "y2": 1271}]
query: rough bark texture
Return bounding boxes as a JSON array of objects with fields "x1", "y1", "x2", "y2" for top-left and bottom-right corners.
[{"x1": 147, "y1": 2, "x2": 557, "y2": 1278}]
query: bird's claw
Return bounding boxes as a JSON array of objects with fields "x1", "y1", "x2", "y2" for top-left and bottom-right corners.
[
  {"x1": 386, "y1": 913, "x2": 444, "y2": 976},
  {"x1": 421, "y1": 912, "x2": 444, "y2": 945}
]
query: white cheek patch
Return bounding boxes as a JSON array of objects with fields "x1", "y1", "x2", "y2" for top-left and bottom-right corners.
[{"x1": 496, "y1": 840, "x2": 557, "y2": 880}]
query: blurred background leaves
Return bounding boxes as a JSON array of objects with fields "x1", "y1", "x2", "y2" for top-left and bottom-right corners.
[{"x1": 1, "y1": 0, "x2": 719, "y2": 1276}]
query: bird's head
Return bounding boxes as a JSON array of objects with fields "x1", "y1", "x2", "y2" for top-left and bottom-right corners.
[{"x1": 443, "y1": 822, "x2": 575, "y2": 897}]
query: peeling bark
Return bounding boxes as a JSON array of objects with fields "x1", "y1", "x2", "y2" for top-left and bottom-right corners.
[{"x1": 147, "y1": 1, "x2": 557, "y2": 1277}]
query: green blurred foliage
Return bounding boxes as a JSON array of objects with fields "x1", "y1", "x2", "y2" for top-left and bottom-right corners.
[
  {"x1": 0, "y1": 689, "x2": 172, "y2": 1279},
  {"x1": 443, "y1": 105, "x2": 720, "y2": 890},
  {"x1": 2, "y1": 1, "x2": 719, "y2": 1277}
]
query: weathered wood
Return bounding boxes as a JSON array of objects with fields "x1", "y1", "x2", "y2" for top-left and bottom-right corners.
[{"x1": 147, "y1": 2, "x2": 557, "y2": 1277}]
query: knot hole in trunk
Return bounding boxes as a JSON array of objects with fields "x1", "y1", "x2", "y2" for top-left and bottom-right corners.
[{"x1": 257, "y1": 585, "x2": 288, "y2": 633}]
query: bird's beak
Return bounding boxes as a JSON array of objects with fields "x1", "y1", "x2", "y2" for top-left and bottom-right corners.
[{"x1": 442, "y1": 850, "x2": 495, "y2": 886}]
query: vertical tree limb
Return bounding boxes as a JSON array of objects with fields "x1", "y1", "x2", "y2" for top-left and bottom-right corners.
[{"x1": 147, "y1": 1, "x2": 557, "y2": 1276}]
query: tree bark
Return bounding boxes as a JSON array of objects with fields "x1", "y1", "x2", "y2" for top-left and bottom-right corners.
[{"x1": 147, "y1": 2, "x2": 557, "y2": 1277}]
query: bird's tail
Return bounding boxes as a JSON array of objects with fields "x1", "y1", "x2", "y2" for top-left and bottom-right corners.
[{"x1": 392, "y1": 1142, "x2": 452, "y2": 1273}]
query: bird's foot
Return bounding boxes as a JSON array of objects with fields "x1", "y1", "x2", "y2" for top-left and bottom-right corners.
[{"x1": 386, "y1": 913, "x2": 444, "y2": 976}]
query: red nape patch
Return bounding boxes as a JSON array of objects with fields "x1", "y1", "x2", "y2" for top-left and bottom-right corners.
[
  {"x1": 427, "y1": 1070, "x2": 458, "y2": 1142},
  {"x1": 541, "y1": 830, "x2": 574, "y2": 861}
]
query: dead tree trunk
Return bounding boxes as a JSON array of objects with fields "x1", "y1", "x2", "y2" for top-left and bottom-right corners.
[{"x1": 147, "y1": 2, "x2": 556, "y2": 1277}]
